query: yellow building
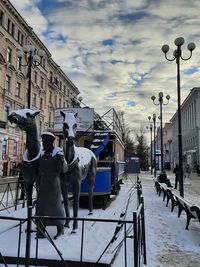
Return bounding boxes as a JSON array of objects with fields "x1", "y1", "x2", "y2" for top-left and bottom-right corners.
[{"x1": 0, "y1": 0, "x2": 79, "y2": 176}]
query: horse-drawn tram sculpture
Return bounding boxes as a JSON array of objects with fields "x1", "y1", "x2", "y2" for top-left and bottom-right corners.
[
  {"x1": 0, "y1": 108, "x2": 147, "y2": 267},
  {"x1": 54, "y1": 107, "x2": 125, "y2": 202}
]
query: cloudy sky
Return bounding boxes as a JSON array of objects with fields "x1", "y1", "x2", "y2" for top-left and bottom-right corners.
[{"x1": 10, "y1": 0, "x2": 200, "y2": 139}]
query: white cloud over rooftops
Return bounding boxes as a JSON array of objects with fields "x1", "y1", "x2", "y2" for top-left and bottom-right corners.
[{"x1": 10, "y1": 0, "x2": 200, "y2": 138}]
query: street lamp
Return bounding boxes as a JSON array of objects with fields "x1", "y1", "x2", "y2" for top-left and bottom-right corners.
[
  {"x1": 161, "y1": 37, "x2": 195, "y2": 197},
  {"x1": 17, "y1": 45, "x2": 45, "y2": 108},
  {"x1": 148, "y1": 114, "x2": 157, "y2": 178},
  {"x1": 147, "y1": 117, "x2": 153, "y2": 175},
  {"x1": 151, "y1": 92, "x2": 170, "y2": 172}
]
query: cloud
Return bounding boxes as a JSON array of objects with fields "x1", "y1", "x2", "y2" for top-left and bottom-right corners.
[{"x1": 10, "y1": 0, "x2": 200, "y2": 139}]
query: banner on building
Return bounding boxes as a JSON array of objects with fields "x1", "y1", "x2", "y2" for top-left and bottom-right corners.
[{"x1": 54, "y1": 108, "x2": 94, "y2": 132}]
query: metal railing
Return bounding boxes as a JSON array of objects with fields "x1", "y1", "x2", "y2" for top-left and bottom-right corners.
[{"x1": 0, "y1": 179, "x2": 147, "y2": 267}]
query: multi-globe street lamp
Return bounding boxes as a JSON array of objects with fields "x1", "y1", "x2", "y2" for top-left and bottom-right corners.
[
  {"x1": 161, "y1": 37, "x2": 196, "y2": 197},
  {"x1": 148, "y1": 114, "x2": 157, "y2": 178},
  {"x1": 146, "y1": 120, "x2": 153, "y2": 175},
  {"x1": 17, "y1": 45, "x2": 45, "y2": 108},
  {"x1": 151, "y1": 92, "x2": 170, "y2": 172}
]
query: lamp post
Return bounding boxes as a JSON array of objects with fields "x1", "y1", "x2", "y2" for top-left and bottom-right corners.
[
  {"x1": 147, "y1": 117, "x2": 153, "y2": 175},
  {"x1": 148, "y1": 114, "x2": 157, "y2": 178},
  {"x1": 161, "y1": 37, "x2": 196, "y2": 197},
  {"x1": 17, "y1": 45, "x2": 45, "y2": 108},
  {"x1": 151, "y1": 92, "x2": 170, "y2": 172}
]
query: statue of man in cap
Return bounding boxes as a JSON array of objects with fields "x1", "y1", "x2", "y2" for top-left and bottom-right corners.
[{"x1": 36, "y1": 131, "x2": 68, "y2": 239}]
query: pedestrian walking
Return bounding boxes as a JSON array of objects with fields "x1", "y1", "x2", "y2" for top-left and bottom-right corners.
[
  {"x1": 196, "y1": 164, "x2": 200, "y2": 176},
  {"x1": 184, "y1": 163, "x2": 191, "y2": 180},
  {"x1": 173, "y1": 164, "x2": 179, "y2": 189}
]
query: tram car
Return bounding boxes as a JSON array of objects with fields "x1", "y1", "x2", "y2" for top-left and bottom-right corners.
[{"x1": 54, "y1": 107, "x2": 125, "y2": 198}]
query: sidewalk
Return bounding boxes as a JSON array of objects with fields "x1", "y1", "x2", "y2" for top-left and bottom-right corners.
[{"x1": 138, "y1": 171, "x2": 200, "y2": 267}]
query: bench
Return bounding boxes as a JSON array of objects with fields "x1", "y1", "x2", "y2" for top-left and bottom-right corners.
[
  {"x1": 154, "y1": 180, "x2": 200, "y2": 229},
  {"x1": 154, "y1": 181, "x2": 171, "y2": 203},
  {"x1": 174, "y1": 194, "x2": 200, "y2": 229}
]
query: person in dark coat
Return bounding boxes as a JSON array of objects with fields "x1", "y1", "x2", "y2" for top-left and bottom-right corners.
[
  {"x1": 36, "y1": 132, "x2": 68, "y2": 239},
  {"x1": 173, "y1": 164, "x2": 179, "y2": 189},
  {"x1": 157, "y1": 171, "x2": 173, "y2": 187}
]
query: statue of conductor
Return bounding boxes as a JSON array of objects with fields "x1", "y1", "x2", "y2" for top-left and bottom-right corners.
[{"x1": 36, "y1": 132, "x2": 68, "y2": 239}]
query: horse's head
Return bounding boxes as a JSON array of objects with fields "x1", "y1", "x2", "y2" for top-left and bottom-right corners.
[
  {"x1": 8, "y1": 109, "x2": 40, "y2": 131},
  {"x1": 60, "y1": 111, "x2": 78, "y2": 144}
]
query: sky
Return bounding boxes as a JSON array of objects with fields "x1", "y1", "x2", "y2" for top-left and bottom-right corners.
[
  {"x1": 9, "y1": 0, "x2": 200, "y2": 140},
  {"x1": 1, "y1": 172, "x2": 200, "y2": 266}
]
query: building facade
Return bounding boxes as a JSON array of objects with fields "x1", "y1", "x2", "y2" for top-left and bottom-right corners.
[
  {"x1": 0, "y1": 0, "x2": 79, "y2": 176},
  {"x1": 171, "y1": 87, "x2": 200, "y2": 171}
]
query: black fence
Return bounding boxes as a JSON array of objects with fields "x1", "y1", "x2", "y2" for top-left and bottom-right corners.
[{"x1": 0, "y1": 179, "x2": 147, "y2": 267}]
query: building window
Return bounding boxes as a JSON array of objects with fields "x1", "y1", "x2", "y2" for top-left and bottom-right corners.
[
  {"x1": 0, "y1": 10, "x2": 4, "y2": 26},
  {"x1": 7, "y1": 47, "x2": 12, "y2": 63},
  {"x1": 26, "y1": 86, "x2": 29, "y2": 105},
  {"x1": 11, "y1": 23, "x2": 15, "y2": 37},
  {"x1": 59, "y1": 98, "x2": 62, "y2": 108},
  {"x1": 17, "y1": 30, "x2": 21, "y2": 42},
  {"x1": 43, "y1": 58, "x2": 46, "y2": 68},
  {"x1": 5, "y1": 75, "x2": 11, "y2": 91},
  {"x1": 49, "y1": 112, "x2": 51, "y2": 127},
  {"x1": 49, "y1": 91, "x2": 52, "y2": 103},
  {"x1": 40, "y1": 98, "x2": 43, "y2": 110},
  {"x1": 16, "y1": 82, "x2": 21, "y2": 97},
  {"x1": 34, "y1": 71, "x2": 37, "y2": 83},
  {"x1": 17, "y1": 57, "x2": 21, "y2": 70},
  {"x1": 40, "y1": 77, "x2": 44, "y2": 88},
  {"x1": 13, "y1": 140, "x2": 18, "y2": 156},
  {"x1": 39, "y1": 121, "x2": 43, "y2": 134},
  {"x1": 2, "y1": 139, "x2": 7, "y2": 154},
  {"x1": 7, "y1": 18, "x2": 11, "y2": 32},
  {"x1": 50, "y1": 71, "x2": 53, "y2": 82},
  {"x1": 21, "y1": 34, "x2": 24, "y2": 46},
  {"x1": 60, "y1": 81, "x2": 62, "y2": 90},
  {"x1": 33, "y1": 93, "x2": 37, "y2": 107},
  {"x1": 4, "y1": 105, "x2": 10, "y2": 122},
  {"x1": 55, "y1": 95, "x2": 57, "y2": 107}
]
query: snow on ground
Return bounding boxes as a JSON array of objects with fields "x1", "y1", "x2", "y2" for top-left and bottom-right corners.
[
  {"x1": 141, "y1": 172, "x2": 200, "y2": 267},
  {"x1": 1, "y1": 172, "x2": 200, "y2": 267}
]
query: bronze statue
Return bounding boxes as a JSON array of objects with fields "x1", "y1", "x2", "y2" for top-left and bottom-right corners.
[
  {"x1": 36, "y1": 132, "x2": 68, "y2": 239},
  {"x1": 8, "y1": 109, "x2": 41, "y2": 206}
]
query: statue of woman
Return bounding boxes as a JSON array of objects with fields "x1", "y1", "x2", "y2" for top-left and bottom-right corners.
[{"x1": 36, "y1": 132, "x2": 68, "y2": 239}]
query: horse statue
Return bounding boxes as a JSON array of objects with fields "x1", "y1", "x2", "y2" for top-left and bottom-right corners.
[
  {"x1": 60, "y1": 111, "x2": 97, "y2": 232},
  {"x1": 8, "y1": 109, "x2": 41, "y2": 206}
]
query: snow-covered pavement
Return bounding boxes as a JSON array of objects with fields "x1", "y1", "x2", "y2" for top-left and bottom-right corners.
[
  {"x1": 1, "y1": 172, "x2": 200, "y2": 266},
  {"x1": 141, "y1": 171, "x2": 200, "y2": 267}
]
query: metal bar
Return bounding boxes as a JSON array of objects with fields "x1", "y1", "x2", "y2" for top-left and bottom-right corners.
[
  {"x1": 124, "y1": 223, "x2": 127, "y2": 267},
  {"x1": 17, "y1": 220, "x2": 23, "y2": 267},
  {"x1": 80, "y1": 220, "x2": 85, "y2": 263},
  {"x1": 25, "y1": 206, "x2": 32, "y2": 267},
  {"x1": 133, "y1": 212, "x2": 138, "y2": 267},
  {"x1": 140, "y1": 197, "x2": 147, "y2": 265},
  {"x1": 15, "y1": 179, "x2": 20, "y2": 211}
]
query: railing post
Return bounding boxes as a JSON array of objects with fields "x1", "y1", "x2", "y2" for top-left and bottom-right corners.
[
  {"x1": 133, "y1": 212, "x2": 138, "y2": 267},
  {"x1": 140, "y1": 197, "x2": 147, "y2": 265},
  {"x1": 25, "y1": 206, "x2": 32, "y2": 267},
  {"x1": 80, "y1": 220, "x2": 85, "y2": 262}
]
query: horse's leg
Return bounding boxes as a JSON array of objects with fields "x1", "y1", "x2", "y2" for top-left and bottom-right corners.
[
  {"x1": 72, "y1": 180, "x2": 80, "y2": 232},
  {"x1": 87, "y1": 175, "x2": 94, "y2": 215},
  {"x1": 87, "y1": 158, "x2": 96, "y2": 215},
  {"x1": 60, "y1": 177, "x2": 70, "y2": 227}
]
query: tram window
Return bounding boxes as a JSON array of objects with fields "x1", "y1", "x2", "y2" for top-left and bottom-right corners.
[{"x1": 100, "y1": 148, "x2": 113, "y2": 161}]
